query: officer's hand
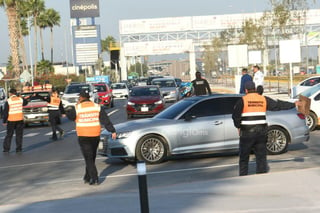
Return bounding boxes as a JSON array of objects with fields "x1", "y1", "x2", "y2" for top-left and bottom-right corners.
[
  {"x1": 3, "y1": 123, "x2": 7, "y2": 126},
  {"x1": 61, "y1": 114, "x2": 66, "y2": 118},
  {"x1": 111, "y1": 132, "x2": 117, "y2": 140}
]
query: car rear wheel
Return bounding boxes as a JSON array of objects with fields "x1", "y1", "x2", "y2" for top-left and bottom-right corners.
[
  {"x1": 306, "y1": 111, "x2": 317, "y2": 131},
  {"x1": 267, "y1": 126, "x2": 289, "y2": 155},
  {"x1": 136, "y1": 135, "x2": 167, "y2": 164}
]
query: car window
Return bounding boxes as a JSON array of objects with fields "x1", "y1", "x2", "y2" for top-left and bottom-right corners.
[
  {"x1": 111, "y1": 84, "x2": 126, "y2": 89},
  {"x1": 299, "y1": 84, "x2": 320, "y2": 98},
  {"x1": 65, "y1": 85, "x2": 91, "y2": 94},
  {"x1": 94, "y1": 85, "x2": 107, "y2": 92},
  {"x1": 21, "y1": 92, "x2": 50, "y2": 102},
  {"x1": 155, "y1": 99, "x2": 197, "y2": 119},
  {"x1": 130, "y1": 87, "x2": 160, "y2": 96},
  {"x1": 152, "y1": 80, "x2": 175, "y2": 88},
  {"x1": 183, "y1": 99, "x2": 223, "y2": 118},
  {"x1": 221, "y1": 97, "x2": 242, "y2": 114}
]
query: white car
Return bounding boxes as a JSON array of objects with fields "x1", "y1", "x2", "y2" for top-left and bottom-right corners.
[
  {"x1": 293, "y1": 83, "x2": 320, "y2": 131},
  {"x1": 111, "y1": 83, "x2": 129, "y2": 98},
  {"x1": 292, "y1": 76, "x2": 320, "y2": 97}
]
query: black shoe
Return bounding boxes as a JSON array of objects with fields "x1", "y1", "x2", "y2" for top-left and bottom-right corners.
[
  {"x1": 50, "y1": 136, "x2": 58, "y2": 141},
  {"x1": 59, "y1": 130, "x2": 65, "y2": 138},
  {"x1": 89, "y1": 179, "x2": 99, "y2": 185},
  {"x1": 84, "y1": 179, "x2": 90, "y2": 184},
  {"x1": 16, "y1": 150, "x2": 22, "y2": 153}
]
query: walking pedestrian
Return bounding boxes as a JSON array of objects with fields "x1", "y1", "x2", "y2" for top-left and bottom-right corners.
[
  {"x1": 66, "y1": 90, "x2": 117, "y2": 185},
  {"x1": 232, "y1": 81, "x2": 300, "y2": 176},
  {"x1": 252, "y1": 65, "x2": 264, "y2": 88},
  {"x1": 2, "y1": 88, "x2": 29, "y2": 153},
  {"x1": 239, "y1": 68, "x2": 253, "y2": 94},
  {"x1": 46, "y1": 89, "x2": 65, "y2": 141},
  {"x1": 191, "y1": 71, "x2": 212, "y2": 96}
]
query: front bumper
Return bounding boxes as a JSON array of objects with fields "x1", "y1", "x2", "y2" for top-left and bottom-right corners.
[
  {"x1": 24, "y1": 113, "x2": 49, "y2": 123},
  {"x1": 98, "y1": 135, "x2": 136, "y2": 159}
]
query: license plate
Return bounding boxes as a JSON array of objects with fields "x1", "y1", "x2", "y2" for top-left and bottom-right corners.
[{"x1": 141, "y1": 107, "x2": 149, "y2": 112}]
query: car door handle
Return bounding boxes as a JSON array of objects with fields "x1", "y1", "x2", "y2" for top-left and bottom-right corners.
[{"x1": 213, "y1": 121, "x2": 223, "y2": 125}]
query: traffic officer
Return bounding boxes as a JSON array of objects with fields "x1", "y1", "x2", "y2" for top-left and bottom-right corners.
[
  {"x1": 232, "y1": 81, "x2": 299, "y2": 176},
  {"x1": 191, "y1": 71, "x2": 212, "y2": 96},
  {"x1": 66, "y1": 90, "x2": 116, "y2": 185},
  {"x1": 46, "y1": 89, "x2": 65, "y2": 141},
  {"x1": 3, "y1": 88, "x2": 29, "y2": 153}
]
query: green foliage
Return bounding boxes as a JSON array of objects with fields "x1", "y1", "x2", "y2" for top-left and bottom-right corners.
[
  {"x1": 36, "y1": 60, "x2": 54, "y2": 76},
  {"x1": 101, "y1": 36, "x2": 116, "y2": 53},
  {"x1": 128, "y1": 62, "x2": 148, "y2": 77}
]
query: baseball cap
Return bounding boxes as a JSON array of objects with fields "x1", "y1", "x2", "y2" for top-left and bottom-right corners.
[
  {"x1": 79, "y1": 89, "x2": 90, "y2": 98},
  {"x1": 245, "y1": 81, "x2": 255, "y2": 90}
]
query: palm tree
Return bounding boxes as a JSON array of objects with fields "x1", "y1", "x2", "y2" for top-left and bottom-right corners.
[
  {"x1": 0, "y1": 0, "x2": 20, "y2": 78},
  {"x1": 46, "y1": 8, "x2": 60, "y2": 63},
  {"x1": 26, "y1": 0, "x2": 45, "y2": 78},
  {"x1": 38, "y1": 12, "x2": 49, "y2": 61},
  {"x1": 101, "y1": 36, "x2": 116, "y2": 53}
]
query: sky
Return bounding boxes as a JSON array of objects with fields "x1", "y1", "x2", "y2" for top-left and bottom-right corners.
[{"x1": 0, "y1": 0, "x2": 319, "y2": 65}]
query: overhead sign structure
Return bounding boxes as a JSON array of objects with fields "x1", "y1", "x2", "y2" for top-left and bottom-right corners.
[
  {"x1": 70, "y1": 0, "x2": 100, "y2": 18},
  {"x1": 72, "y1": 25, "x2": 101, "y2": 66}
]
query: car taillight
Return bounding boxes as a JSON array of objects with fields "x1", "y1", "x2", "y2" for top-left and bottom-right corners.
[{"x1": 297, "y1": 113, "x2": 305, "y2": 119}]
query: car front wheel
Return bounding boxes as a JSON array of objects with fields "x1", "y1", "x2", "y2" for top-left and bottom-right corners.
[
  {"x1": 267, "y1": 126, "x2": 289, "y2": 155},
  {"x1": 136, "y1": 135, "x2": 167, "y2": 164}
]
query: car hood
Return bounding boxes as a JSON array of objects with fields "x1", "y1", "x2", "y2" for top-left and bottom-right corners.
[
  {"x1": 128, "y1": 96, "x2": 161, "y2": 103},
  {"x1": 62, "y1": 93, "x2": 80, "y2": 98},
  {"x1": 97, "y1": 92, "x2": 108, "y2": 96},
  {"x1": 24, "y1": 101, "x2": 48, "y2": 108},
  {"x1": 102, "y1": 118, "x2": 169, "y2": 135}
]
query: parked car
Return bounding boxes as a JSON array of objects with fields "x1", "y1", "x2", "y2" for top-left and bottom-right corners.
[
  {"x1": 93, "y1": 82, "x2": 114, "y2": 108},
  {"x1": 293, "y1": 83, "x2": 320, "y2": 131},
  {"x1": 147, "y1": 75, "x2": 163, "y2": 85},
  {"x1": 99, "y1": 94, "x2": 309, "y2": 164},
  {"x1": 127, "y1": 86, "x2": 165, "y2": 119},
  {"x1": 61, "y1": 83, "x2": 98, "y2": 110},
  {"x1": 151, "y1": 78, "x2": 179, "y2": 102},
  {"x1": 111, "y1": 83, "x2": 129, "y2": 98},
  {"x1": 20, "y1": 90, "x2": 50, "y2": 126},
  {"x1": 292, "y1": 76, "x2": 320, "y2": 97}
]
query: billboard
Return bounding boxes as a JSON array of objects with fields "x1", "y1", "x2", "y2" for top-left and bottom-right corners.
[{"x1": 70, "y1": 0, "x2": 100, "y2": 18}]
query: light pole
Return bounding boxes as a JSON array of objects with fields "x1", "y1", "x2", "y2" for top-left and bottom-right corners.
[{"x1": 27, "y1": 13, "x2": 34, "y2": 86}]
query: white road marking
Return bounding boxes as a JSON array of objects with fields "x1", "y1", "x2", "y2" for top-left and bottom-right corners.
[{"x1": 23, "y1": 133, "x2": 39, "y2": 137}]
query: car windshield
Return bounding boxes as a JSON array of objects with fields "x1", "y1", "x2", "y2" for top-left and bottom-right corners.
[
  {"x1": 154, "y1": 99, "x2": 196, "y2": 119},
  {"x1": 65, "y1": 85, "x2": 91, "y2": 94},
  {"x1": 21, "y1": 92, "x2": 49, "y2": 102},
  {"x1": 111, "y1": 84, "x2": 126, "y2": 89},
  {"x1": 298, "y1": 84, "x2": 320, "y2": 98},
  {"x1": 94, "y1": 84, "x2": 107, "y2": 92},
  {"x1": 130, "y1": 87, "x2": 160, "y2": 96},
  {"x1": 152, "y1": 80, "x2": 176, "y2": 88}
]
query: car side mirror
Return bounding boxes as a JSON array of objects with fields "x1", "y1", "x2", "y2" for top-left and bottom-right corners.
[{"x1": 60, "y1": 92, "x2": 64, "y2": 95}]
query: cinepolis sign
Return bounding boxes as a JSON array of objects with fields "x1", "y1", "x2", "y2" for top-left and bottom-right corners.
[{"x1": 70, "y1": 0, "x2": 100, "y2": 18}]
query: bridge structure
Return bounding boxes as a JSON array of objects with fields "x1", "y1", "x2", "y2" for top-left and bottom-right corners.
[{"x1": 119, "y1": 9, "x2": 320, "y2": 81}]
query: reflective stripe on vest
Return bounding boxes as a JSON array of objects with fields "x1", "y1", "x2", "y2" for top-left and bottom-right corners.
[
  {"x1": 48, "y1": 96, "x2": 60, "y2": 110},
  {"x1": 75, "y1": 101, "x2": 101, "y2": 137},
  {"x1": 241, "y1": 93, "x2": 267, "y2": 126},
  {"x1": 7, "y1": 96, "x2": 23, "y2": 121}
]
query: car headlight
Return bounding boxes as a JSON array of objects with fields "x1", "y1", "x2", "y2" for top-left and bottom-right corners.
[
  {"x1": 127, "y1": 101, "x2": 135, "y2": 106},
  {"x1": 41, "y1": 107, "x2": 48, "y2": 112},
  {"x1": 116, "y1": 131, "x2": 131, "y2": 139},
  {"x1": 170, "y1": 91, "x2": 176, "y2": 94},
  {"x1": 155, "y1": 100, "x2": 163, "y2": 105}
]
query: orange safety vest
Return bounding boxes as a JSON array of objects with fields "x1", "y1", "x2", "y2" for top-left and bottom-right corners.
[
  {"x1": 75, "y1": 101, "x2": 101, "y2": 137},
  {"x1": 241, "y1": 93, "x2": 267, "y2": 127},
  {"x1": 48, "y1": 96, "x2": 61, "y2": 110},
  {"x1": 7, "y1": 95, "x2": 24, "y2": 121}
]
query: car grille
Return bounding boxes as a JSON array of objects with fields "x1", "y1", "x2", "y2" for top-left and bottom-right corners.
[
  {"x1": 66, "y1": 97, "x2": 78, "y2": 103},
  {"x1": 23, "y1": 108, "x2": 43, "y2": 113},
  {"x1": 133, "y1": 103, "x2": 156, "y2": 111}
]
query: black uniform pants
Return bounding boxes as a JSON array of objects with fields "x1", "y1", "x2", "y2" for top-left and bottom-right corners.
[
  {"x1": 49, "y1": 110, "x2": 63, "y2": 138},
  {"x1": 239, "y1": 131, "x2": 268, "y2": 176},
  {"x1": 3, "y1": 120, "x2": 24, "y2": 152},
  {"x1": 78, "y1": 136, "x2": 100, "y2": 181}
]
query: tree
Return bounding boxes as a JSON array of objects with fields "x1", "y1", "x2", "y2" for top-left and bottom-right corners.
[
  {"x1": 239, "y1": 18, "x2": 264, "y2": 49},
  {"x1": 46, "y1": 8, "x2": 60, "y2": 64},
  {"x1": 38, "y1": 12, "x2": 48, "y2": 61},
  {"x1": 36, "y1": 59, "x2": 54, "y2": 76},
  {"x1": 202, "y1": 37, "x2": 223, "y2": 77},
  {"x1": 0, "y1": 0, "x2": 20, "y2": 78},
  {"x1": 101, "y1": 36, "x2": 116, "y2": 53}
]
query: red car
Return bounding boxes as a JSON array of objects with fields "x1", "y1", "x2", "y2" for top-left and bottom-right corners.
[
  {"x1": 93, "y1": 83, "x2": 114, "y2": 108},
  {"x1": 127, "y1": 86, "x2": 165, "y2": 119}
]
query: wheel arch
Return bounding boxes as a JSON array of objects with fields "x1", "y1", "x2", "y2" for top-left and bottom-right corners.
[{"x1": 136, "y1": 133, "x2": 171, "y2": 157}]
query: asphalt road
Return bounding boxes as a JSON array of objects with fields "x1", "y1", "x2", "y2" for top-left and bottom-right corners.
[{"x1": 0, "y1": 98, "x2": 319, "y2": 206}]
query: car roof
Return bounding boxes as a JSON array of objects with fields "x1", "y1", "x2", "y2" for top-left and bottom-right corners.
[{"x1": 132, "y1": 85, "x2": 159, "y2": 89}]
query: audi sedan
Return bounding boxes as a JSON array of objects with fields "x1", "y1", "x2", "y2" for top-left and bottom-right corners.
[{"x1": 99, "y1": 94, "x2": 309, "y2": 164}]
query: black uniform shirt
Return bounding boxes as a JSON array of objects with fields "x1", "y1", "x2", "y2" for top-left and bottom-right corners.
[{"x1": 191, "y1": 78, "x2": 212, "y2": 96}]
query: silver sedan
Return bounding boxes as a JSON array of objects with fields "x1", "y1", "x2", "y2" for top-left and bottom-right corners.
[{"x1": 99, "y1": 94, "x2": 310, "y2": 164}]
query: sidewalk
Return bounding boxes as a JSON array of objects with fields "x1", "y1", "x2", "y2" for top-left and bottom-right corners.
[{"x1": 1, "y1": 167, "x2": 320, "y2": 213}]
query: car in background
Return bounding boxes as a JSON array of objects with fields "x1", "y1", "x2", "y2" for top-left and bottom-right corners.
[
  {"x1": 127, "y1": 85, "x2": 165, "y2": 119},
  {"x1": 61, "y1": 83, "x2": 98, "y2": 110},
  {"x1": 137, "y1": 77, "x2": 148, "y2": 86},
  {"x1": 174, "y1": 78, "x2": 182, "y2": 87},
  {"x1": 93, "y1": 82, "x2": 114, "y2": 108},
  {"x1": 151, "y1": 77, "x2": 179, "y2": 102},
  {"x1": 147, "y1": 75, "x2": 163, "y2": 85},
  {"x1": 293, "y1": 83, "x2": 320, "y2": 131},
  {"x1": 99, "y1": 94, "x2": 309, "y2": 164},
  {"x1": 111, "y1": 83, "x2": 129, "y2": 98},
  {"x1": 20, "y1": 90, "x2": 50, "y2": 126},
  {"x1": 292, "y1": 76, "x2": 320, "y2": 97},
  {"x1": 0, "y1": 87, "x2": 6, "y2": 116}
]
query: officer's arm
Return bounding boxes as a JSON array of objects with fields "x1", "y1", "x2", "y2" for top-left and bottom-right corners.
[
  {"x1": 22, "y1": 98, "x2": 29, "y2": 106},
  {"x1": 59, "y1": 102, "x2": 65, "y2": 114},
  {"x1": 2, "y1": 102, "x2": 9, "y2": 123},
  {"x1": 205, "y1": 80, "x2": 212, "y2": 95},
  {"x1": 99, "y1": 108, "x2": 116, "y2": 133},
  {"x1": 65, "y1": 106, "x2": 76, "y2": 121},
  {"x1": 266, "y1": 96, "x2": 295, "y2": 111},
  {"x1": 232, "y1": 99, "x2": 244, "y2": 129}
]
